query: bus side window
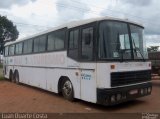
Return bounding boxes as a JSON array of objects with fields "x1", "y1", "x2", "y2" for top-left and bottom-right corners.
[
  {"x1": 9, "y1": 45, "x2": 15, "y2": 56},
  {"x1": 5, "y1": 46, "x2": 9, "y2": 56},
  {"x1": 39, "y1": 35, "x2": 46, "y2": 52},
  {"x1": 47, "y1": 29, "x2": 65, "y2": 51},
  {"x1": 81, "y1": 27, "x2": 93, "y2": 60},
  {"x1": 33, "y1": 38, "x2": 39, "y2": 53},
  {"x1": 24, "y1": 39, "x2": 33, "y2": 54},
  {"x1": 68, "y1": 29, "x2": 79, "y2": 60},
  {"x1": 15, "y1": 42, "x2": 23, "y2": 55}
]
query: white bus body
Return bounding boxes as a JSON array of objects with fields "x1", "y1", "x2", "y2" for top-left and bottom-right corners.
[{"x1": 3, "y1": 17, "x2": 152, "y2": 105}]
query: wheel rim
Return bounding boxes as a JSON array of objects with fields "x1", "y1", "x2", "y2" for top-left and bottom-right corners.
[{"x1": 62, "y1": 80, "x2": 72, "y2": 96}]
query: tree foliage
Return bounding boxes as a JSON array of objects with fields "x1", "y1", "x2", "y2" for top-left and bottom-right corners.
[
  {"x1": 0, "y1": 15, "x2": 19, "y2": 54},
  {"x1": 147, "y1": 46, "x2": 159, "y2": 52}
]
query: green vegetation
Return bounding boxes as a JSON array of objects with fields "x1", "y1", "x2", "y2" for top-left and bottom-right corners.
[
  {"x1": 0, "y1": 76, "x2": 4, "y2": 81},
  {"x1": 0, "y1": 63, "x2": 3, "y2": 68},
  {"x1": 0, "y1": 15, "x2": 19, "y2": 54},
  {"x1": 0, "y1": 67, "x2": 4, "y2": 81}
]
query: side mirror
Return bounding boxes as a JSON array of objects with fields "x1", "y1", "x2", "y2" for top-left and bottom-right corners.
[{"x1": 84, "y1": 33, "x2": 91, "y2": 45}]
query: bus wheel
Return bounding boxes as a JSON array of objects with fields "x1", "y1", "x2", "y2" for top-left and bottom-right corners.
[
  {"x1": 15, "y1": 71, "x2": 19, "y2": 84},
  {"x1": 9, "y1": 71, "x2": 14, "y2": 82},
  {"x1": 61, "y1": 79, "x2": 74, "y2": 101}
]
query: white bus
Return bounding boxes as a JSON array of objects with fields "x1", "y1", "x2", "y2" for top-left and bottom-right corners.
[{"x1": 3, "y1": 17, "x2": 152, "y2": 106}]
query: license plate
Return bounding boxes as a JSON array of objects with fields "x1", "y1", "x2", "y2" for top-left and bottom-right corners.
[{"x1": 129, "y1": 89, "x2": 138, "y2": 95}]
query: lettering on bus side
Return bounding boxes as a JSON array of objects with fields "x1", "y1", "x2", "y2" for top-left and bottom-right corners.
[{"x1": 81, "y1": 73, "x2": 91, "y2": 80}]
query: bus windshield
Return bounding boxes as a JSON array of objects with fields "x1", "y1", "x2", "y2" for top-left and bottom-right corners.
[{"x1": 98, "y1": 21, "x2": 148, "y2": 60}]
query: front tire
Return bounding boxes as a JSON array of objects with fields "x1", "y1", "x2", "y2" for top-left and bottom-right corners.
[{"x1": 61, "y1": 79, "x2": 74, "y2": 101}]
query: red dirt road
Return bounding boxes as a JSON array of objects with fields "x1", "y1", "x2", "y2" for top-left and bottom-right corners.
[{"x1": 0, "y1": 80, "x2": 159, "y2": 113}]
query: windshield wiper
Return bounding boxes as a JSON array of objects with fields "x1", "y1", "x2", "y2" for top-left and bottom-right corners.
[
  {"x1": 134, "y1": 47, "x2": 145, "y2": 61},
  {"x1": 132, "y1": 37, "x2": 145, "y2": 62}
]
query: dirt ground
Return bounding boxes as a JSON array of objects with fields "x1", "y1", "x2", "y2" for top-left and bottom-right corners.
[{"x1": 0, "y1": 78, "x2": 159, "y2": 113}]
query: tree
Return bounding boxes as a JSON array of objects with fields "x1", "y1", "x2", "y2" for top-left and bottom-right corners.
[
  {"x1": 147, "y1": 46, "x2": 159, "y2": 52},
  {"x1": 0, "y1": 15, "x2": 19, "y2": 54}
]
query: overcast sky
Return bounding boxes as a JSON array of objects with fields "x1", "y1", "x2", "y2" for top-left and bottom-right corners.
[{"x1": 0, "y1": 0, "x2": 160, "y2": 47}]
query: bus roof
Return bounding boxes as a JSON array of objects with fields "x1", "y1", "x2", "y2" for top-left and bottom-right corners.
[{"x1": 5, "y1": 16, "x2": 144, "y2": 46}]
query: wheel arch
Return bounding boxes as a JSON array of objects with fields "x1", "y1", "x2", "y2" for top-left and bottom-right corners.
[{"x1": 14, "y1": 69, "x2": 18, "y2": 75}]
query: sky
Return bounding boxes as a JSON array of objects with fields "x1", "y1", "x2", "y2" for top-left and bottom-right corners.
[{"x1": 0, "y1": 0, "x2": 160, "y2": 47}]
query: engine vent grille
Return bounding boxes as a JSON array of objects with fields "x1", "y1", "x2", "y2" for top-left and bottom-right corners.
[{"x1": 111, "y1": 70, "x2": 151, "y2": 87}]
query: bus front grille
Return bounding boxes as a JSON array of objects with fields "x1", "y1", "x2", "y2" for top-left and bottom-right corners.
[{"x1": 111, "y1": 70, "x2": 151, "y2": 87}]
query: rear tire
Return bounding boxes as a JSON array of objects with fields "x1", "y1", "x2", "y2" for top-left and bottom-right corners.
[
  {"x1": 9, "y1": 71, "x2": 14, "y2": 82},
  {"x1": 14, "y1": 71, "x2": 19, "y2": 84},
  {"x1": 61, "y1": 79, "x2": 74, "y2": 101}
]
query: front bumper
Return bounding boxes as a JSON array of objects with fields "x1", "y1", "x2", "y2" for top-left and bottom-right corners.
[{"x1": 97, "y1": 82, "x2": 152, "y2": 106}]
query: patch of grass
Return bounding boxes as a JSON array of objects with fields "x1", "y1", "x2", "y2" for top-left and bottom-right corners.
[
  {"x1": 0, "y1": 63, "x2": 3, "y2": 68},
  {"x1": 0, "y1": 76, "x2": 4, "y2": 81},
  {"x1": 0, "y1": 67, "x2": 4, "y2": 81}
]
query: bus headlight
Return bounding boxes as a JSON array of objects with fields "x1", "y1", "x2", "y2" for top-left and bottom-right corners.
[
  {"x1": 111, "y1": 95, "x2": 116, "y2": 102},
  {"x1": 140, "y1": 89, "x2": 144, "y2": 95},
  {"x1": 148, "y1": 87, "x2": 151, "y2": 93},
  {"x1": 117, "y1": 94, "x2": 121, "y2": 101},
  {"x1": 144, "y1": 88, "x2": 148, "y2": 94}
]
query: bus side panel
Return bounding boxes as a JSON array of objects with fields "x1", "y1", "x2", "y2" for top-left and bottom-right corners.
[
  {"x1": 78, "y1": 63, "x2": 97, "y2": 103},
  {"x1": 4, "y1": 57, "x2": 14, "y2": 79},
  {"x1": 46, "y1": 68, "x2": 60, "y2": 93},
  {"x1": 19, "y1": 67, "x2": 46, "y2": 90},
  {"x1": 80, "y1": 69, "x2": 96, "y2": 103},
  {"x1": 4, "y1": 65, "x2": 13, "y2": 79},
  {"x1": 97, "y1": 63, "x2": 111, "y2": 89}
]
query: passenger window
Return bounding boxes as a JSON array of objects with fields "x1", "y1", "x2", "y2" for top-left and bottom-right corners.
[
  {"x1": 47, "y1": 29, "x2": 65, "y2": 51},
  {"x1": 33, "y1": 38, "x2": 39, "y2": 53},
  {"x1": 81, "y1": 27, "x2": 93, "y2": 60},
  {"x1": 39, "y1": 35, "x2": 46, "y2": 52},
  {"x1": 55, "y1": 31, "x2": 65, "y2": 50},
  {"x1": 48, "y1": 33, "x2": 55, "y2": 51},
  {"x1": 68, "y1": 29, "x2": 79, "y2": 59},
  {"x1": 28, "y1": 39, "x2": 33, "y2": 53},
  {"x1": 24, "y1": 39, "x2": 33, "y2": 54},
  {"x1": 33, "y1": 35, "x2": 46, "y2": 53},
  {"x1": 5, "y1": 46, "x2": 8, "y2": 56},
  {"x1": 15, "y1": 44, "x2": 19, "y2": 54},
  {"x1": 69, "y1": 30, "x2": 78, "y2": 49},
  {"x1": 69, "y1": 31, "x2": 74, "y2": 49},
  {"x1": 9, "y1": 45, "x2": 15, "y2": 56},
  {"x1": 15, "y1": 42, "x2": 23, "y2": 54}
]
